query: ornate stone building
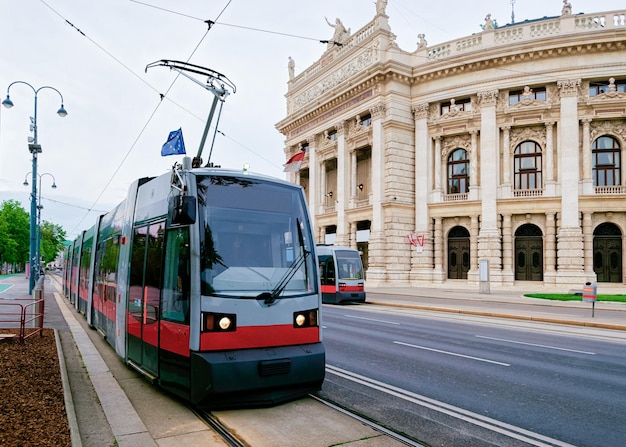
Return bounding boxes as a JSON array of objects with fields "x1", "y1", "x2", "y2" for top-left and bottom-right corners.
[{"x1": 275, "y1": 4, "x2": 626, "y2": 288}]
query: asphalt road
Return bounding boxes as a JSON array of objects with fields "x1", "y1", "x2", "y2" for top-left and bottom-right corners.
[{"x1": 318, "y1": 303, "x2": 626, "y2": 447}]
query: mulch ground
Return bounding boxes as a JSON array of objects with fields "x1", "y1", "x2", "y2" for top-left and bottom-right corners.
[{"x1": 0, "y1": 328, "x2": 71, "y2": 446}]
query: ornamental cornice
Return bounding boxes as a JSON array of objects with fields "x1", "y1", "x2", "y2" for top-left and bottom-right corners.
[
  {"x1": 509, "y1": 126, "x2": 546, "y2": 150},
  {"x1": 590, "y1": 120, "x2": 626, "y2": 144},
  {"x1": 289, "y1": 45, "x2": 375, "y2": 114},
  {"x1": 413, "y1": 41, "x2": 626, "y2": 84},
  {"x1": 442, "y1": 134, "x2": 471, "y2": 158}
]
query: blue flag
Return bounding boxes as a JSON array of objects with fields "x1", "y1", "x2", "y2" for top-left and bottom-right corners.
[{"x1": 161, "y1": 128, "x2": 186, "y2": 156}]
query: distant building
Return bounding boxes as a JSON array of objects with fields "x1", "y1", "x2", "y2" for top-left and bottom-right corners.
[{"x1": 276, "y1": 6, "x2": 626, "y2": 289}]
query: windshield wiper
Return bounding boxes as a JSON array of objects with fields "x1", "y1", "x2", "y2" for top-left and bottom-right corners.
[{"x1": 257, "y1": 218, "x2": 310, "y2": 305}]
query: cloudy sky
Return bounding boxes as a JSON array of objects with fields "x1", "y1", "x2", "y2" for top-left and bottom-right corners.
[{"x1": 0, "y1": 0, "x2": 622, "y2": 239}]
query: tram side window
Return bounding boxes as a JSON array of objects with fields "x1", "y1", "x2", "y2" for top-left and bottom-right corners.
[
  {"x1": 319, "y1": 255, "x2": 335, "y2": 285},
  {"x1": 162, "y1": 228, "x2": 190, "y2": 324}
]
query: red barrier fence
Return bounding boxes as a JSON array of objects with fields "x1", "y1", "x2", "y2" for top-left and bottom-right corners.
[{"x1": 0, "y1": 298, "x2": 44, "y2": 344}]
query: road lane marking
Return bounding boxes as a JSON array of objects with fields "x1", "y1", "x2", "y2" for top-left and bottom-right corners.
[
  {"x1": 345, "y1": 315, "x2": 400, "y2": 325},
  {"x1": 475, "y1": 335, "x2": 596, "y2": 355},
  {"x1": 326, "y1": 364, "x2": 576, "y2": 447},
  {"x1": 394, "y1": 341, "x2": 511, "y2": 366}
]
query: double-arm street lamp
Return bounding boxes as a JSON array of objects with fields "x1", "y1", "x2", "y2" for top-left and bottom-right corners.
[
  {"x1": 2, "y1": 81, "x2": 68, "y2": 294},
  {"x1": 23, "y1": 172, "x2": 57, "y2": 277}
]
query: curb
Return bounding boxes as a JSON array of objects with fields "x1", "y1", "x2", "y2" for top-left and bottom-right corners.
[
  {"x1": 54, "y1": 329, "x2": 82, "y2": 447},
  {"x1": 368, "y1": 301, "x2": 626, "y2": 331}
]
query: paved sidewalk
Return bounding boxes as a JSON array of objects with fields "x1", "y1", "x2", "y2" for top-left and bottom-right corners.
[{"x1": 366, "y1": 284, "x2": 626, "y2": 332}]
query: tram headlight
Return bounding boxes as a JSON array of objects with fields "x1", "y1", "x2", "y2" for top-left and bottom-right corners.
[
  {"x1": 294, "y1": 309, "x2": 318, "y2": 328},
  {"x1": 202, "y1": 312, "x2": 237, "y2": 332},
  {"x1": 219, "y1": 316, "x2": 232, "y2": 330}
]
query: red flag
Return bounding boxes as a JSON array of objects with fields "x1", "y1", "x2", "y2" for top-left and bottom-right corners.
[{"x1": 283, "y1": 151, "x2": 305, "y2": 172}]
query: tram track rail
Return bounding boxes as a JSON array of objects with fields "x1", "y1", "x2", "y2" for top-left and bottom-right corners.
[
  {"x1": 193, "y1": 408, "x2": 249, "y2": 447},
  {"x1": 309, "y1": 394, "x2": 426, "y2": 447}
]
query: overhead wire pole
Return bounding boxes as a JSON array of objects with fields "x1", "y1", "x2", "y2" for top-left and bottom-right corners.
[{"x1": 145, "y1": 59, "x2": 236, "y2": 167}]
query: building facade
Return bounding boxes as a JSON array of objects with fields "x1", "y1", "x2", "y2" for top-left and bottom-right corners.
[{"x1": 276, "y1": 4, "x2": 626, "y2": 289}]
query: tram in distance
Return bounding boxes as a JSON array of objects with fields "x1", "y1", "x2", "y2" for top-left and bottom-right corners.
[
  {"x1": 316, "y1": 244, "x2": 365, "y2": 304},
  {"x1": 63, "y1": 158, "x2": 325, "y2": 408}
]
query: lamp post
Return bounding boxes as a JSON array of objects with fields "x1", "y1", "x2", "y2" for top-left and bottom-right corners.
[
  {"x1": 23, "y1": 172, "x2": 57, "y2": 276},
  {"x1": 2, "y1": 81, "x2": 67, "y2": 294}
]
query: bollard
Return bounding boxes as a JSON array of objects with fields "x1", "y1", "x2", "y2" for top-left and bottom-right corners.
[
  {"x1": 33, "y1": 277, "x2": 45, "y2": 330},
  {"x1": 582, "y1": 281, "x2": 597, "y2": 317}
]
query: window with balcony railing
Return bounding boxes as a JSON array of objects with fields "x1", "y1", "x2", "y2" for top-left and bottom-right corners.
[
  {"x1": 593, "y1": 135, "x2": 621, "y2": 187},
  {"x1": 447, "y1": 149, "x2": 469, "y2": 194},
  {"x1": 514, "y1": 141, "x2": 542, "y2": 191}
]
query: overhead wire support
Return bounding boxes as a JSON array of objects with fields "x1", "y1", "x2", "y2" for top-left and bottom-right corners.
[{"x1": 145, "y1": 59, "x2": 236, "y2": 168}]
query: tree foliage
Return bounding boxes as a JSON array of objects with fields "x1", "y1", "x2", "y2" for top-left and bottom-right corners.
[
  {"x1": 0, "y1": 200, "x2": 30, "y2": 268},
  {"x1": 0, "y1": 200, "x2": 67, "y2": 272}
]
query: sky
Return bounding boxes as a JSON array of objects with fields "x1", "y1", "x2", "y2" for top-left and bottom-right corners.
[{"x1": 0, "y1": 0, "x2": 623, "y2": 239}]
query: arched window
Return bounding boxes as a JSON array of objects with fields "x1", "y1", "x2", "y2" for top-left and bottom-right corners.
[
  {"x1": 514, "y1": 141, "x2": 542, "y2": 190},
  {"x1": 592, "y1": 136, "x2": 621, "y2": 187},
  {"x1": 447, "y1": 149, "x2": 469, "y2": 194}
]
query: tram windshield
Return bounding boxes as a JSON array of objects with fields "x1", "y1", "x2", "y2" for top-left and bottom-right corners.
[
  {"x1": 197, "y1": 175, "x2": 317, "y2": 298},
  {"x1": 335, "y1": 250, "x2": 364, "y2": 280}
]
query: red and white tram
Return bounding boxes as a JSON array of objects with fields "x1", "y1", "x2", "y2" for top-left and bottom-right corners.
[
  {"x1": 63, "y1": 160, "x2": 325, "y2": 407},
  {"x1": 316, "y1": 244, "x2": 365, "y2": 304}
]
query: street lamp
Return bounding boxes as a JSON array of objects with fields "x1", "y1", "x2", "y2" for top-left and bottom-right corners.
[
  {"x1": 2, "y1": 81, "x2": 68, "y2": 294},
  {"x1": 23, "y1": 173, "x2": 57, "y2": 276}
]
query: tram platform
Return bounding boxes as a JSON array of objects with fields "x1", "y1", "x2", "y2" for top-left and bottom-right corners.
[{"x1": 2, "y1": 273, "x2": 625, "y2": 446}]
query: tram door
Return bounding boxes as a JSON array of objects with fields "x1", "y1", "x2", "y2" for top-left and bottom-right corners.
[{"x1": 127, "y1": 222, "x2": 165, "y2": 377}]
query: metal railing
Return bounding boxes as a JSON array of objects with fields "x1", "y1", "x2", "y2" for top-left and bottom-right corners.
[{"x1": 0, "y1": 278, "x2": 45, "y2": 343}]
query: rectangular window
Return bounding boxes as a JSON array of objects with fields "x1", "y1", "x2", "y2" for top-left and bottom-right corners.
[
  {"x1": 441, "y1": 98, "x2": 471, "y2": 114},
  {"x1": 509, "y1": 87, "x2": 546, "y2": 105},
  {"x1": 589, "y1": 80, "x2": 626, "y2": 97}
]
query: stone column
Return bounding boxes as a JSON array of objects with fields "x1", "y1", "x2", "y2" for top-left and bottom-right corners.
[
  {"x1": 469, "y1": 215, "x2": 479, "y2": 276},
  {"x1": 581, "y1": 118, "x2": 593, "y2": 195},
  {"x1": 502, "y1": 126, "x2": 511, "y2": 196},
  {"x1": 477, "y1": 89, "x2": 502, "y2": 281},
  {"x1": 545, "y1": 212, "x2": 557, "y2": 279},
  {"x1": 335, "y1": 122, "x2": 349, "y2": 246},
  {"x1": 433, "y1": 217, "x2": 444, "y2": 283},
  {"x1": 320, "y1": 161, "x2": 327, "y2": 214},
  {"x1": 411, "y1": 104, "x2": 433, "y2": 282},
  {"x1": 469, "y1": 130, "x2": 479, "y2": 200},
  {"x1": 351, "y1": 149, "x2": 357, "y2": 201},
  {"x1": 365, "y1": 103, "x2": 387, "y2": 284},
  {"x1": 501, "y1": 214, "x2": 514, "y2": 284},
  {"x1": 582, "y1": 212, "x2": 594, "y2": 275},
  {"x1": 433, "y1": 136, "x2": 442, "y2": 201},
  {"x1": 545, "y1": 122, "x2": 556, "y2": 195},
  {"x1": 349, "y1": 221, "x2": 356, "y2": 249},
  {"x1": 556, "y1": 79, "x2": 584, "y2": 283},
  {"x1": 308, "y1": 139, "x2": 319, "y2": 232}
]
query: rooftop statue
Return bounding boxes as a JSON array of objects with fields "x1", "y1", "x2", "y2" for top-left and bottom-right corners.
[
  {"x1": 376, "y1": 0, "x2": 388, "y2": 15},
  {"x1": 562, "y1": 0, "x2": 572, "y2": 16},
  {"x1": 325, "y1": 16, "x2": 351, "y2": 47}
]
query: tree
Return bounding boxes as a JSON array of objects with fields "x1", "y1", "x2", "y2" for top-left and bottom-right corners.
[
  {"x1": 39, "y1": 220, "x2": 67, "y2": 268},
  {"x1": 0, "y1": 200, "x2": 30, "y2": 271}
]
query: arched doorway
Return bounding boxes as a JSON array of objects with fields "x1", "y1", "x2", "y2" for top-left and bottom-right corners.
[
  {"x1": 515, "y1": 224, "x2": 543, "y2": 281},
  {"x1": 593, "y1": 222, "x2": 622, "y2": 283},
  {"x1": 448, "y1": 226, "x2": 470, "y2": 279}
]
